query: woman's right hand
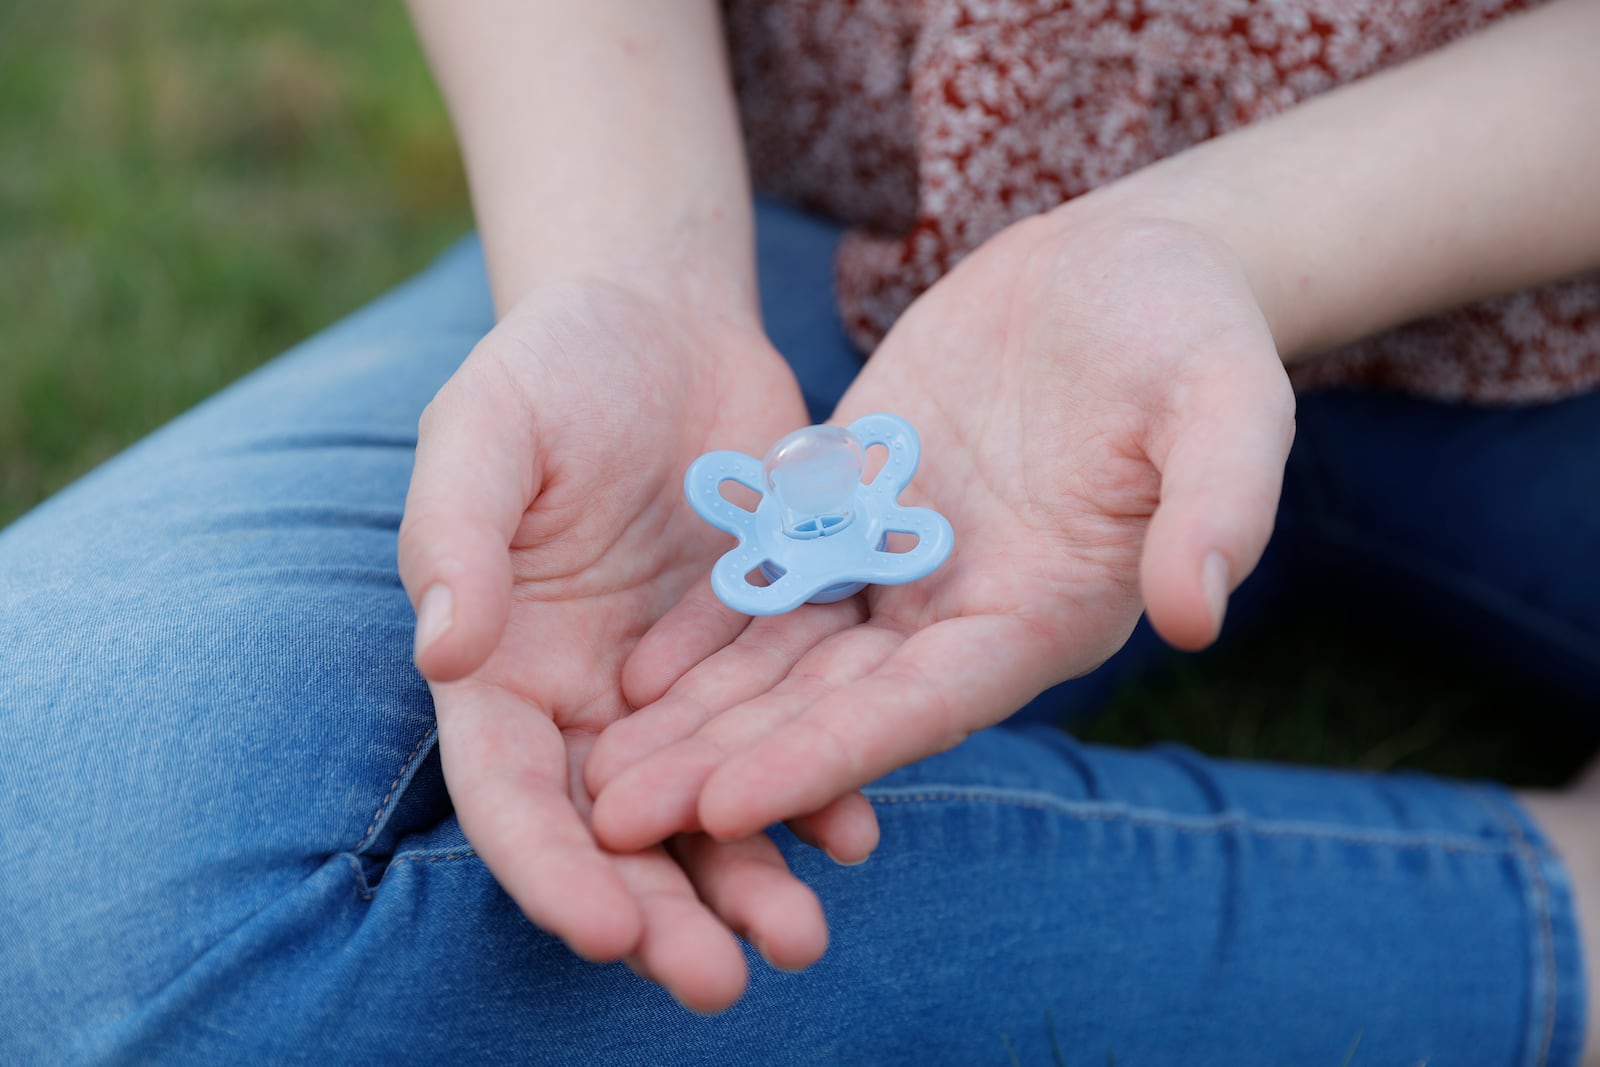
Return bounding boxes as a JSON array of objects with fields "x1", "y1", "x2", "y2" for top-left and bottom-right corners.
[{"x1": 396, "y1": 274, "x2": 879, "y2": 1012}]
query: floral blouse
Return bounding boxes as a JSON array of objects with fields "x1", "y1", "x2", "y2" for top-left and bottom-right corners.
[{"x1": 726, "y1": 0, "x2": 1600, "y2": 402}]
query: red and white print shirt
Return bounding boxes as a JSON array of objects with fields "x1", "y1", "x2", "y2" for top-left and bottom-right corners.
[{"x1": 727, "y1": 0, "x2": 1600, "y2": 403}]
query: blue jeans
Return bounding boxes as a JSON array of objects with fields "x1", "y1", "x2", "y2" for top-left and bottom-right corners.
[{"x1": 0, "y1": 201, "x2": 1589, "y2": 1065}]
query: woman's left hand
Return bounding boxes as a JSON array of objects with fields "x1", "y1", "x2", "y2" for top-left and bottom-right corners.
[{"x1": 584, "y1": 201, "x2": 1297, "y2": 849}]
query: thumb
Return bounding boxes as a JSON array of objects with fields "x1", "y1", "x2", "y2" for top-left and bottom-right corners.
[
  {"x1": 398, "y1": 363, "x2": 538, "y2": 681},
  {"x1": 1139, "y1": 354, "x2": 1295, "y2": 652}
]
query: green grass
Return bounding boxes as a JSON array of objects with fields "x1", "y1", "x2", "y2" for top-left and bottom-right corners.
[
  {"x1": 1079, "y1": 597, "x2": 1594, "y2": 786},
  {"x1": 0, "y1": 1, "x2": 470, "y2": 525},
  {"x1": 1, "y1": 1, "x2": 1589, "y2": 786}
]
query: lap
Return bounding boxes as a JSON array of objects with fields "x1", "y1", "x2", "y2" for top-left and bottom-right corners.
[{"x1": 8, "y1": 719, "x2": 1571, "y2": 1064}]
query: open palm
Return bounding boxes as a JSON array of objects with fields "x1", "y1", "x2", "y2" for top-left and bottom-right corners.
[
  {"x1": 586, "y1": 212, "x2": 1296, "y2": 850},
  {"x1": 398, "y1": 278, "x2": 877, "y2": 1011}
]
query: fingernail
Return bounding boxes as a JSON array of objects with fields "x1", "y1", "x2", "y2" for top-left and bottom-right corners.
[
  {"x1": 825, "y1": 848, "x2": 870, "y2": 868},
  {"x1": 754, "y1": 938, "x2": 808, "y2": 975},
  {"x1": 414, "y1": 584, "x2": 454, "y2": 659},
  {"x1": 1202, "y1": 551, "x2": 1230, "y2": 632}
]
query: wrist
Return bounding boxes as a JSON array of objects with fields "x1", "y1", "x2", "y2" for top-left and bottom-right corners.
[
  {"x1": 483, "y1": 205, "x2": 761, "y2": 331},
  {"x1": 1048, "y1": 163, "x2": 1315, "y2": 363},
  {"x1": 493, "y1": 262, "x2": 779, "y2": 386}
]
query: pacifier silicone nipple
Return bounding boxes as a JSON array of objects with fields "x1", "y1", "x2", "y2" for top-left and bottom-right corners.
[{"x1": 762, "y1": 425, "x2": 865, "y2": 540}]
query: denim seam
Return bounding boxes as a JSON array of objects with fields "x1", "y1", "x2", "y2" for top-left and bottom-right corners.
[
  {"x1": 345, "y1": 851, "x2": 480, "y2": 902},
  {"x1": 352, "y1": 727, "x2": 437, "y2": 855},
  {"x1": 344, "y1": 853, "x2": 376, "y2": 901},
  {"x1": 1464, "y1": 786, "x2": 1560, "y2": 1067},
  {"x1": 349, "y1": 849, "x2": 480, "y2": 900},
  {"x1": 865, "y1": 786, "x2": 1533, "y2": 856},
  {"x1": 389, "y1": 849, "x2": 477, "y2": 869}
]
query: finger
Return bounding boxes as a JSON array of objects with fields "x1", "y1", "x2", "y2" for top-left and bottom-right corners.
[
  {"x1": 594, "y1": 624, "x2": 899, "y2": 852},
  {"x1": 612, "y1": 847, "x2": 749, "y2": 1014},
  {"x1": 435, "y1": 683, "x2": 641, "y2": 962},
  {"x1": 1139, "y1": 352, "x2": 1295, "y2": 651},
  {"x1": 594, "y1": 732, "x2": 754, "y2": 852},
  {"x1": 619, "y1": 578, "x2": 749, "y2": 709},
  {"x1": 590, "y1": 595, "x2": 865, "y2": 793},
  {"x1": 788, "y1": 790, "x2": 880, "y2": 866},
  {"x1": 699, "y1": 615, "x2": 1052, "y2": 841},
  {"x1": 596, "y1": 718, "x2": 881, "y2": 859},
  {"x1": 671, "y1": 833, "x2": 829, "y2": 974},
  {"x1": 597, "y1": 756, "x2": 883, "y2": 863},
  {"x1": 398, "y1": 358, "x2": 538, "y2": 682}
]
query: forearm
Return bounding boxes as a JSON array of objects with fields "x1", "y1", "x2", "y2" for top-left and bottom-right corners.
[
  {"x1": 1086, "y1": 0, "x2": 1600, "y2": 361},
  {"x1": 407, "y1": 0, "x2": 754, "y2": 318}
]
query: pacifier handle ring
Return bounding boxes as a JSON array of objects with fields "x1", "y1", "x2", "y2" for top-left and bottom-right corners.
[
  {"x1": 711, "y1": 544, "x2": 810, "y2": 616},
  {"x1": 684, "y1": 451, "x2": 767, "y2": 536},
  {"x1": 877, "y1": 505, "x2": 955, "y2": 568},
  {"x1": 848, "y1": 413, "x2": 922, "y2": 497}
]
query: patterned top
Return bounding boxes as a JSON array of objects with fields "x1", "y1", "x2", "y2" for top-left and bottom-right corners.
[{"x1": 726, "y1": 0, "x2": 1600, "y2": 403}]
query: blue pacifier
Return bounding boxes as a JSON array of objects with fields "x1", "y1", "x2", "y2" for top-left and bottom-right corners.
[{"x1": 684, "y1": 413, "x2": 954, "y2": 616}]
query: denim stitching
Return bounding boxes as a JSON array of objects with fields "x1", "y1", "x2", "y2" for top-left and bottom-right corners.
[
  {"x1": 353, "y1": 728, "x2": 436, "y2": 854},
  {"x1": 344, "y1": 853, "x2": 376, "y2": 901},
  {"x1": 351, "y1": 782, "x2": 1561, "y2": 1061},
  {"x1": 389, "y1": 849, "x2": 477, "y2": 868},
  {"x1": 348, "y1": 781, "x2": 1563, "y2": 1060},
  {"x1": 865, "y1": 786, "x2": 1525, "y2": 856},
  {"x1": 351, "y1": 849, "x2": 480, "y2": 900},
  {"x1": 1463, "y1": 787, "x2": 1559, "y2": 1067}
]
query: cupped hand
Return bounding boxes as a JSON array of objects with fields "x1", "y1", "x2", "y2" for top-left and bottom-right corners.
[
  {"x1": 586, "y1": 208, "x2": 1296, "y2": 851},
  {"x1": 397, "y1": 276, "x2": 877, "y2": 1011}
]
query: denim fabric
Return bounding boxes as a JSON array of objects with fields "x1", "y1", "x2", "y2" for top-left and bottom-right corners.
[{"x1": 0, "y1": 200, "x2": 1586, "y2": 1065}]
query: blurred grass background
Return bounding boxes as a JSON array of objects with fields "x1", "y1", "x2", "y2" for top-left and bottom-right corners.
[
  {"x1": 1, "y1": 1, "x2": 1590, "y2": 786},
  {"x1": 0, "y1": 1, "x2": 470, "y2": 524}
]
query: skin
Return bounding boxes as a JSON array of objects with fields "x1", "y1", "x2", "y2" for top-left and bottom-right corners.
[
  {"x1": 586, "y1": 212, "x2": 1296, "y2": 844},
  {"x1": 403, "y1": 282, "x2": 864, "y2": 1009},
  {"x1": 402, "y1": 0, "x2": 879, "y2": 1011},
  {"x1": 405, "y1": 0, "x2": 1600, "y2": 1051}
]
